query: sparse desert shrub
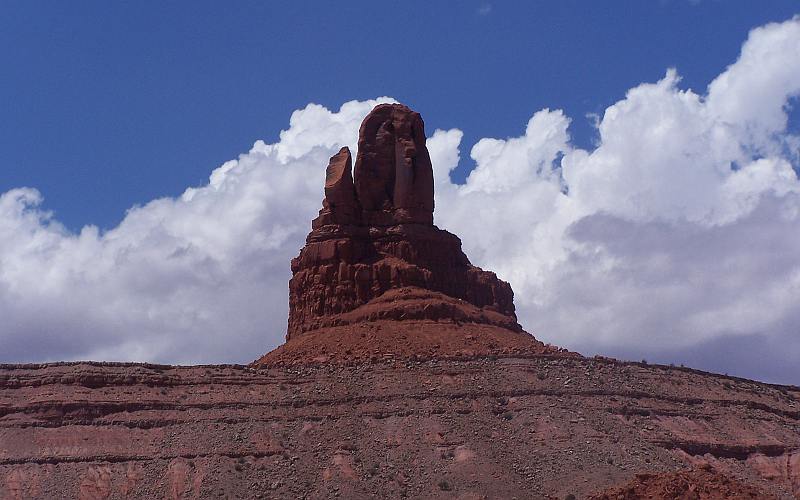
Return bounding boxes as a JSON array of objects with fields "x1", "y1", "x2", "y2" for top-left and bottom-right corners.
[{"x1": 438, "y1": 480, "x2": 452, "y2": 491}]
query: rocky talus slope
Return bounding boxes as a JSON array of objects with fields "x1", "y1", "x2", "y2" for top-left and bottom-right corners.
[{"x1": 1, "y1": 358, "x2": 798, "y2": 499}]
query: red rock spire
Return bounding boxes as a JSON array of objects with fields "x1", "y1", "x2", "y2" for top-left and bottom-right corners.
[
  {"x1": 287, "y1": 104, "x2": 518, "y2": 340},
  {"x1": 312, "y1": 103, "x2": 435, "y2": 229},
  {"x1": 353, "y1": 103, "x2": 434, "y2": 225},
  {"x1": 313, "y1": 147, "x2": 360, "y2": 227}
]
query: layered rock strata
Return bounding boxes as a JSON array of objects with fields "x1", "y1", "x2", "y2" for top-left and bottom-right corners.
[
  {"x1": 2, "y1": 359, "x2": 798, "y2": 498},
  {"x1": 288, "y1": 104, "x2": 517, "y2": 340}
]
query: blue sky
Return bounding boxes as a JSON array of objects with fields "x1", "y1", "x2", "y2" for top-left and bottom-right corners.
[
  {"x1": 2, "y1": 1, "x2": 797, "y2": 230},
  {"x1": 1, "y1": 2, "x2": 800, "y2": 384}
]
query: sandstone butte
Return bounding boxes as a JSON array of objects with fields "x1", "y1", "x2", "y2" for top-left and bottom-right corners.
[{"x1": 0, "y1": 104, "x2": 798, "y2": 500}]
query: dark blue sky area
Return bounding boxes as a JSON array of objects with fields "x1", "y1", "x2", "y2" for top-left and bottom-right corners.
[{"x1": 2, "y1": 1, "x2": 797, "y2": 230}]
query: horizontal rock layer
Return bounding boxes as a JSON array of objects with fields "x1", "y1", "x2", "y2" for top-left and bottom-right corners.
[{"x1": 1, "y1": 357, "x2": 798, "y2": 498}]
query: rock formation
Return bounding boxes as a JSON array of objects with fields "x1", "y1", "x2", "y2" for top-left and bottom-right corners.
[{"x1": 288, "y1": 103, "x2": 518, "y2": 340}]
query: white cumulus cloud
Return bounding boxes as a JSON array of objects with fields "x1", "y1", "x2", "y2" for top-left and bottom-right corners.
[
  {"x1": 1, "y1": 18, "x2": 799, "y2": 383},
  {"x1": 430, "y1": 16, "x2": 800, "y2": 382}
]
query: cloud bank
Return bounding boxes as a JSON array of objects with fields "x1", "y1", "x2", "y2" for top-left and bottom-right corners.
[{"x1": 1, "y1": 18, "x2": 799, "y2": 382}]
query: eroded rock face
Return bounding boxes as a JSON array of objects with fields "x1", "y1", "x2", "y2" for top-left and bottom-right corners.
[
  {"x1": 311, "y1": 103, "x2": 434, "y2": 228},
  {"x1": 287, "y1": 103, "x2": 517, "y2": 340},
  {"x1": 317, "y1": 147, "x2": 359, "y2": 226},
  {"x1": 353, "y1": 103, "x2": 434, "y2": 225}
]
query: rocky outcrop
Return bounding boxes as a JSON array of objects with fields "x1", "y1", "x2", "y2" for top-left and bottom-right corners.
[
  {"x1": 352, "y1": 103, "x2": 433, "y2": 226},
  {"x1": 288, "y1": 104, "x2": 517, "y2": 340}
]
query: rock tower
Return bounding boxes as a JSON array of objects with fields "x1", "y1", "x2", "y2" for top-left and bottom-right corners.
[{"x1": 287, "y1": 104, "x2": 520, "y2": 340}]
